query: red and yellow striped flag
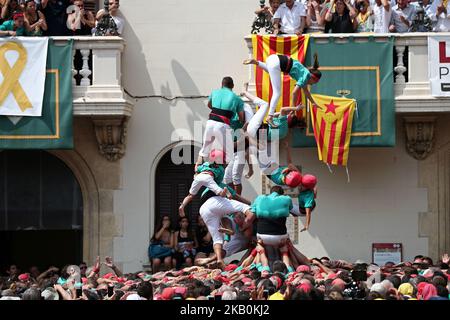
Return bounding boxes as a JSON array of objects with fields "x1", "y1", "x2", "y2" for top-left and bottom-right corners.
[
  {"x1": 310, "y1": 94, "x2": 356, "y2": 166},
  {"x1": 251, "y1": 35, "x2": 309, "y2": 119}
]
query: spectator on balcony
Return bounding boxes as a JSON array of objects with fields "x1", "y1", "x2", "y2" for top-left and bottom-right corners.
[
  {"x1": 428, "y1": 0, "x2": 450, "y2": 31},
  {"x1": 255, "y1": 0, "x2": 281, "y2": 21},
  {"x1": 95, "y1": 0, "x2": 124, "y2": 35},
  {"x1": 306, "y1": 0, "x2": 327, "y2": 33},
  {"x1": 372, "y1": 0, "x2": 391, "y2": 33},
  {"x1": 41, "y1": 0, "x2": 70, "y2": 36},
  {"x1": 325, "y1": 0, "x2": 357, "y2": 33},
  {"x1": 273, "y1": 0, "x2": 307, "y2": 35},
  {"x1": 389, "y1": 0, "x2": 416, "y2": 32},
  {"x1": 67, "y1": 0, "x2": 94, "y2": 35},
  {"x1": 0, "y1": 10, "x2": 26, "y2": 36},
  {"x1": 355, "y1": 0, "x2": 374, "y2": 32},
  {"x1": 1, "y1": 0, "x2": 22, "y2": 22},
  {"x1": 24, "y1": 0, "x2": 46, "y2": 36}
]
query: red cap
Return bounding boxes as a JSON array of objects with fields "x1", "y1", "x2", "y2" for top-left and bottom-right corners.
[
  {"x1": 102, "y1": 273, "x2": 115, "y2": 280},
  {"x1": 301, "y1": 174, "x2": 317, "y2": 190},
  {"x1": 174, "y1": 287, "x2": 187, "y2": 297},
  {"x1": 18, "y1": 274, "x2": 29, "y2": 281},
  {"x1": 161, "y1": 288, "x2": 175, "y2": 300},
  {"x1": 81, "y1": 277, "x2": 88, "y2": 284},
  {"x1": 209, "y1": 149, "x2": 226, "y2": 164},
  {"x1": 297, "y1": 283, "x2": 312, "y2": 293},
  {"x1": 224, "y1": 264, "x2": 238, "y2": 272},
  {"x1": 285, "y1": 171, "x2": 302, "y2": 188},
  {"x1": 13, "y1": 12, "x2": 24, "y2": 20},
  {"x1": 242, "y1": 277, "x2": 252, "y2": 285},
  {"x1": 296, "y1": 265, "x2": 311, "y2": 273}
]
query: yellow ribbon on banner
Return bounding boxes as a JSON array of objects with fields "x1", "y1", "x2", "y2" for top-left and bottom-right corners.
[{"x1": 0, "y1": 41, "x2": 32, "y2": 112}]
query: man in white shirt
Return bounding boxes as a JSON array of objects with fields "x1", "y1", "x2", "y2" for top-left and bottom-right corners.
[
  {"x1": 373, "y1": 0, "x2": 392, "y2": 33},
  {"x1": 427, "y1": 0, "x2": 450, "y2": 31},
  {"x1": 273, "y1": 0, "x2": 307, "y2": 35},
  {"x1": 389, "y1": 0, "x2": 416, "y2": 32}
]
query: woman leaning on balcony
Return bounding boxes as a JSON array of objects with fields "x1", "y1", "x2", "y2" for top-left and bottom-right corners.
[
  {"x1": 306, "y1": 0, "x2": 326, "y2": 33},
  {"x1": 324, "y1": 0, "x2": 357, "y2": 33},
  {"x1": 24, "y1": 0, "x2": 47, "y2": 36}
]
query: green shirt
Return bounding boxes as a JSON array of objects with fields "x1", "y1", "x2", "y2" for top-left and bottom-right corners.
[
  {"x1": 298, "y1": 189, "x2": 315, "y2": 209},
  {"x1": 289, "y1": 60, "x2": 311, "y2": 88},
  {"x1": 201, "y1": 182, "x2": 236, "y2": 198},
  {"x1": 0, "y1": 20, "x2": 26, "y2": 36},
  {"x1": 251, "y1": 192, "x2": 293, "y2": 219},
  {"x1": 268, "y1": 166, "x2": 287, "y2": 186},
  {"x1": 268, "y1": 115, "x2": 288, "y2": 141},
  {"x1": 196, "y1": 162, "x2": 224, "y2": 184},
  {"x1": 209, "y1": 87, "x2": 244, "y2": 115}
]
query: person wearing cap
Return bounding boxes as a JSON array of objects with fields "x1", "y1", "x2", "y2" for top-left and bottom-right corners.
[
  {"x1": 243, "y1": 53, "x2": 321, "y2": 128},
  {"x1": 0, "y1": 11, "x2": 26, "y2": 35},
  {"x1": 259, "y1": 140, "x2": 303, "y2": 189},
  {"x1": 197, "y1": 77, "x2": 245, "y2": 168},
  {"x1": 179, "y1": 149, "x2": 228, "y2": 217}
]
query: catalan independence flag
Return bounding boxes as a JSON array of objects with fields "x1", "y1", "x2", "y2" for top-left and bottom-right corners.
[
  {"x1": 310, "y1": 94, "x2": 356, "y2": 166},
  {"x1": 251, "y1": 35, "x2": 309, "y2": 119}
]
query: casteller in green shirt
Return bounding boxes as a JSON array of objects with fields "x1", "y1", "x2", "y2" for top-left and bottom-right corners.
[
  {"x1": 0, "y1": 20, "x2": 26, "y2": 36},
  {"x1": 196, "y1": 162, "x2": 225, "y2": 184},
  {"x1": 289, "y1": 60, "x2": 311, "y2": 88},
  {"x1": 251, "y1": 192, "x2": 293, "y2": 219},
  {"x1": 209, "y1": 87, "x2": 244, "y2": 116},
  {"x1": 268, "y1": 115, "x2": 288, "y2": 141}
]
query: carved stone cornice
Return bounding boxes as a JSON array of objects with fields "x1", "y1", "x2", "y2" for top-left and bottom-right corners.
[
  {"x1": 92, "y1": 117, "x2": 128, "y2": 161},
  {"x1": 404, "y1": 116, "x2": 436, "y2": 160}
]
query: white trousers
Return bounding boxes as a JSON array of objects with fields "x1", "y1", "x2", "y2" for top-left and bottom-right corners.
[
  {"x1": 246, "y1": 97, "x2": 270, "y2": 139},
  {"x1": 199, "y1": 120, "x2": 234, "y2": 164},
  {"x1": 258, "y1": 54, "x2": 282, "y2": 117},
  {"x1": 256, "y1": 233, "x2": 289, "y2": 247},
  {"x1": 223, "y1": 150, "x2": 246, "y2": 185},
  {"x1": 189, "y1": 173, "x2": 223, "y2": 196},
  {"x1": 199, "y1": 196, "x2": 250, "y2": 245}
]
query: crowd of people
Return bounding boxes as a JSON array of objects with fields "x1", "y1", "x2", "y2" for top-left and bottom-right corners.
[
  {"x1": 0, "y1": 0, "x2": 124, "y2": 37},
  {"x1": 257, "y1": 0, "x2": 449, "y2": 34},
  {"x1": 1, "y1": 254, "x2": 449, "y2": 300}
]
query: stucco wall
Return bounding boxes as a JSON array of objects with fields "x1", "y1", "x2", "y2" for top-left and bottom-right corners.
[{"x1": 110, "y1": 0, "x2": 430, "y2": 272}]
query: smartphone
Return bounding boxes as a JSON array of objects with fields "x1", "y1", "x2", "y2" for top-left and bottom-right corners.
[
  {"x1": 207, "y1": 295, "x2": 214, "y2": 301},
  {"x1": 107, "y1": 285, "x2": 114, "y2": 297},
  {"x1": 263, "y1": 289, "x2": 269, "y2": 299},
  {"x1": 214, "y1": 294, "x2": 222, "y2": 301}
]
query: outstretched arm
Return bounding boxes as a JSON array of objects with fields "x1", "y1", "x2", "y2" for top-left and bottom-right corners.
[
  {"x1": 179, "y1": 194, "x2": 194, "y2": 217},
  {"x1": 302, "y1": 86, "x2": 318, "y2": 108},
  {"x1": 233, "y1": 193, "x2": 252, "y2": 205}
]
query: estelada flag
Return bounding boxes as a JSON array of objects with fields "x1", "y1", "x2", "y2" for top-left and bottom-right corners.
[
  {"x1": 309, "y1": 94, "x2": 356, "y2": 166},
  {"x1": 251, "y1": 35, "x2": 309, "y2": 120}
]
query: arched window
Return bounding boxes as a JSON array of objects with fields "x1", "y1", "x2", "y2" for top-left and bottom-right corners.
[
  {"x1": 0, "y1": 151, "x2": 83, "y2": 274},
  {"x1": 155, "y1": 145, "x2": 201, "y2": 230}
]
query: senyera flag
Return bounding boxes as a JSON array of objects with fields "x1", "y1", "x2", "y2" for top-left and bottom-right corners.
[
  {"x1": 251, "y1": 35, "x2": 309, "y2": 119},
  {"x1": 310, "y1": 94, "x2": 356, "y2": 166}
]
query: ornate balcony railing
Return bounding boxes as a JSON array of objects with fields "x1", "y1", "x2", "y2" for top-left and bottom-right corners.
[{"x1": 244, "y1": 33, "x2": 450, "y2": 113}]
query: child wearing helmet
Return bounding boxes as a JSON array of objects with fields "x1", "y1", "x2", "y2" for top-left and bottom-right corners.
[{"x1": 260, "y1": 140, "x2": 302, "y2": 189}]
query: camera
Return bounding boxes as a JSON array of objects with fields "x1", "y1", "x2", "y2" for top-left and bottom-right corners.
[{"x1": 357, "y1": 2, "x2": 365, "y2": 11}]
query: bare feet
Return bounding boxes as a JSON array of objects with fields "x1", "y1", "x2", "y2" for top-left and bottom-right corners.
[
  {"x1": 267, "y1": 116, "x2": 278, "y2": 128},
  {"x1": 243, "y1": 59, "x2": 257, "y2": 65}
]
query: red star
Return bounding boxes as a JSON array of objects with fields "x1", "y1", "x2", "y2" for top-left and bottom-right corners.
[{"x1": 324, "y1": 100, "x2": 339, "y2": 115}]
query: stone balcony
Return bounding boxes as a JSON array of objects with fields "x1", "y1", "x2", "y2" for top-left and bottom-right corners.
[
  {"x1": 52, "y1": 36, "x2": 133, "y2": 161},
  {"x1": 244, "y1": 33, "x2": 450, "y2": 113}
]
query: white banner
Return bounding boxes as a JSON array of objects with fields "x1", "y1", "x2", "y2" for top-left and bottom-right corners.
[
  {"x1": 0, "y1": 37, "x2": 48, "y2": 116},
  {"x1": 428, "y1": 35, "x2": 450, "y2": 97}
]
